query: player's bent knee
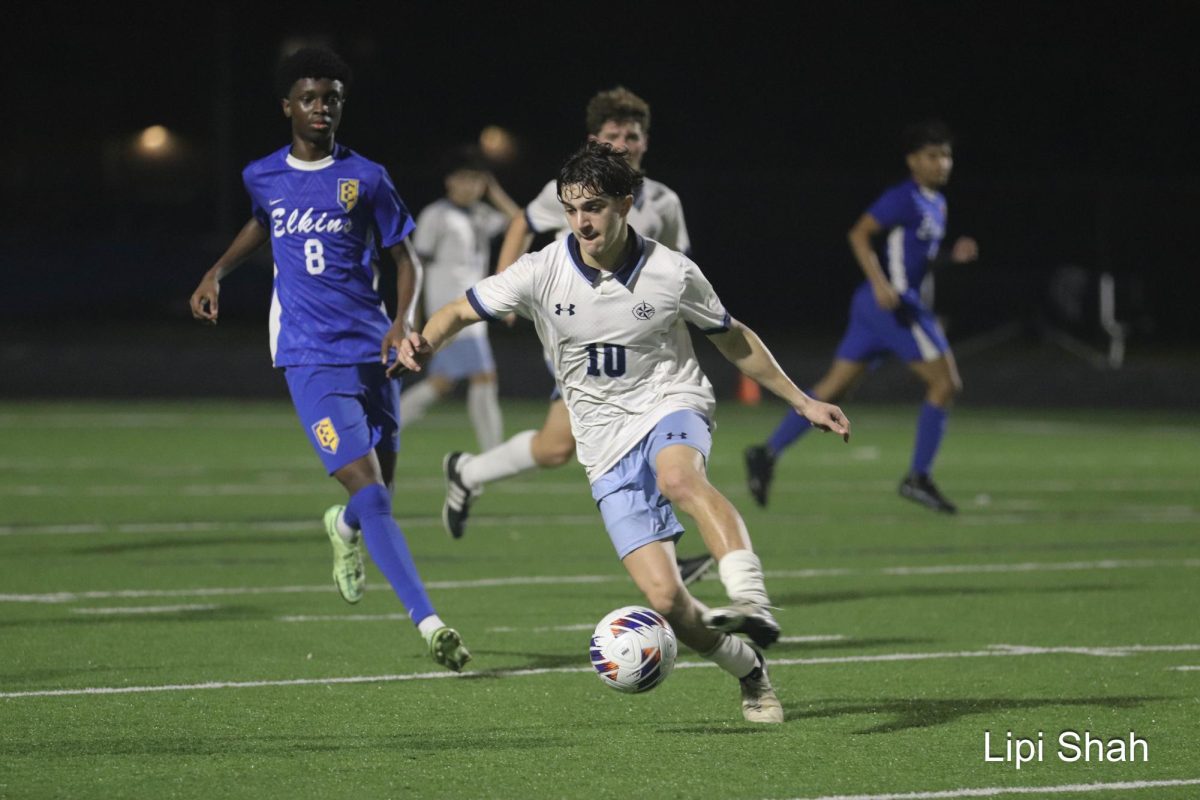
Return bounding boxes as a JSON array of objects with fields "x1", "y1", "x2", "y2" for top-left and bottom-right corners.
[
  {"x1": 532, "y1": 435, "x2": 575, "y2": 467},
  {"x1": 656, "y1": 467, "x2": 702, "y2": 506}
]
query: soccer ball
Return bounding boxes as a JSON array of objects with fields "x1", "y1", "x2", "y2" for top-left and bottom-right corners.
[{"x1": 589, "y1": 606, "x2": 677, "y2": 693}]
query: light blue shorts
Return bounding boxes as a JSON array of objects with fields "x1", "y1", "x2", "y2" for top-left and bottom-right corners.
[
  {"x1": 590, "y1": 410, "x2": 713, "y2": 560},
  {"x1": 429, "y1": 335, "x2": 496, "y2": 380}
]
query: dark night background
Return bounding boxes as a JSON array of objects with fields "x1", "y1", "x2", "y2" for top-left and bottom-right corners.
[{"x1": 4, "y1": 2, "x2": 1197, "y2": 403}]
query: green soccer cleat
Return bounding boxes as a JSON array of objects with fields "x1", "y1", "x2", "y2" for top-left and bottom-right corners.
[
  {"x1": 323, "y1": 505, "x2": 365, "y2": 604},
  {"x1": 428, "y1": 626, "x2": 472, "y2": 672}
]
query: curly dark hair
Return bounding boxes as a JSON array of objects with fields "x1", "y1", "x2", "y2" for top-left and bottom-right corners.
[
  {"x1": 275, "y1": 46, "x2": 353, "y2": 99},
  {"x1": 902, "y1": 119, "x2": 954, "y2": 154},
  {"x1": 556, "y1": 141, "x2": 644, "y2": 201},
  {"x1": 585, "y1": 86, "x2": 651, "y2": 135}
]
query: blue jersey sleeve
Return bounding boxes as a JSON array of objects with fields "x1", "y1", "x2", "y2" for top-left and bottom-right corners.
[
  {"x1": 242, "y1": 167, "x2": 269, "y2": 228},
  {"x1": 373, "y1": 169, "x2": 416, "y2": 249},
  {"x1": 866, "y1": 185, "x2": 914, "y2": 229}
]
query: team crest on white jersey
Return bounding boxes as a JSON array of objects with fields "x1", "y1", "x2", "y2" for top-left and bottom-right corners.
[
  {"x1": 337, "y1": 179, "x2": 360, "y2": 212},
  {"x1": 632, "y1": 301, "x2": 655, "y2": 321}
]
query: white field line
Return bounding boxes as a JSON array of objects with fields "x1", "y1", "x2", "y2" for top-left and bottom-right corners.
[
  {"x1": 3, "y1": 643, "x2": 1196, "y2": 700},
  {"x1": 0, "y1": 514, "x2": 598, "y2": 537},
  {"x1": 4, "y1": 559, "x2": 1199, "y2": 605},
  {"x1": 70, "y1": 604, "x2": 218, "y2": 615},
  {"x1": 777, "y1": 777, "x2": 1200, "y2": 800},
  {"x1": 1169, "y1": 665, "x2": 1200, "y2": 671}
]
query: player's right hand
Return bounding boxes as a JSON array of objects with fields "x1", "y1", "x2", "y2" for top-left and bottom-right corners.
[
  {"x1": 393, "y1": 331, "x2": 433, "y2": 377},
  {"x1": 871, "y1": 281, "x2": 901, "y2": 310},
  {"x1": 190, "y1": 278, "x2": 220, "y2": 324}
]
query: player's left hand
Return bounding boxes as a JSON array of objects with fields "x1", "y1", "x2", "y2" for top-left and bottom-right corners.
[
  {"x1": 382, "y1": 324, "x2": 417, "y2": 378},
  {"x1": 950, "y1": 236, "x2": 978, "y2": 263},
  {"x1": 391, "y1": 330, "x2": 433, "y2": 378},
  {"x1": 801, "y1": 400, "x2": 851, "y2": 443}
]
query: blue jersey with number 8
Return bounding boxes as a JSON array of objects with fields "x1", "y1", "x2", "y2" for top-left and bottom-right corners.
[{"x1": 242, "y1": 144, "x2": 415, "y2": 367}]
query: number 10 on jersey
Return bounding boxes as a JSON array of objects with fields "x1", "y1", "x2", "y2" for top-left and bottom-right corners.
[{"x1": 586, "y1": 343, "x2": 626, "y2": 377}]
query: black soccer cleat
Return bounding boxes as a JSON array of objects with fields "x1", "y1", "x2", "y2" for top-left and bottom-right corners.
[
  {"x1": 744, "y1": 445, "x2": 775, "y2": 508},
  {"x1": 442, "y1": 452, "x2": 480, "y2": 538},
  {"x1": 676, "y1": 554, "x2": 715, "y2": 586},
  {"x1": 898, "y1": 472, "x2": 958, "y2": 514},
  {"x1": 703, "y1": 601, "x2": 781, "y2": 649}
]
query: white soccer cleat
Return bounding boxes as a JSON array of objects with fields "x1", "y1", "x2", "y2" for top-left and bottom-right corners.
[
  {"x1": 703, "y1": 600, "x2": 781, "y2": 648},
  {"x1": 740, "y1": 651, "x2": 783, "y2": 724}
]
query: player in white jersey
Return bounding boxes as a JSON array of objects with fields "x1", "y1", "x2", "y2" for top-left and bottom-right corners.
[
  {"x1": 399, "y1": 147, "x2": 519, "y2": 450},
  {"x1": 396, "y1": 142, "x2": 851, "y2": 723},
  {"x1": 440, "y1": 87, "x2": 710, "y2": 582}
]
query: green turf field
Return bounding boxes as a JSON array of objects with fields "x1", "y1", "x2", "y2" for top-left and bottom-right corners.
[{"x1": 1, "y1": 400, "x2": 1198, "y2": 800}]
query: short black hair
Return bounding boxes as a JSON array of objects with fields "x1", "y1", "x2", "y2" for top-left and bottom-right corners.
[
  {"x1": 275, "y1": 47, "x2": 353, "y2": 99},
  {"x1": 441, "y1": 144, "x2": 489, "y2": 176},
  {"x1": 902, "y1": 119, "x2": 954, "y2": 154},
  {"x1": 556, "y1": 141, "x2": 644, "y2": 201}
]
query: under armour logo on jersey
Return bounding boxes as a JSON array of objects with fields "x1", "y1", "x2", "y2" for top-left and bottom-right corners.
[
  {"x1": 632, "y1": 301, "x2": 656, "y2": 321},
  {"x1": 555, "y1": 303, "x2": 576, "y2": 316},
  {"x1": 664, "y1": 432, "x2": 688, "y2": 440}
]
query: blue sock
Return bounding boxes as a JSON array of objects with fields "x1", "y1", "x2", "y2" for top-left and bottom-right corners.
[
  {"x1": 910, "y1": 402, "x2": 948, "y2": 477},
  {"x1": 765, "y1": 395, "x2": 818, "y2": 457},
  {"x1": 346, "y1": 484, "x2": 436, "y2": 626}
]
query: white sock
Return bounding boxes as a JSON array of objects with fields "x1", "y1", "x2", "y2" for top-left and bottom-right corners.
[
  {"x1": 718, "y1": 549, "x2": 771, "y2": 607},
  {"x1": 467, "y1": 381, "x2": 504, "y2": 451},
  {"x1": 459, "y1": 429, "x2": 537, "y2": 490},
  {"x1": 417, "y1": 614, "x2": 447, "y2": 640},
  {"x1": 398, "y1": 381, "x2": 440, "y2": 429},
  {"x1": 335, "y1": 508, "x2": 358, "y2": 543},
  {"x1": 700, "y1": 632, "x2": 759, "y2": 679}
]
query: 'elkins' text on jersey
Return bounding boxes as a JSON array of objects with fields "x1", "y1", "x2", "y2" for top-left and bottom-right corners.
[
  {"x1": 242, "y1": 144, "x2": 415, "y2": 367},
  {"x1": 467, "y1": 229, "x2": 728, "y2": 481}
]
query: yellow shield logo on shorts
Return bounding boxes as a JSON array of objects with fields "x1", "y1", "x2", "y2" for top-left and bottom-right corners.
[
  {"x1": 337, "y1": 178, "x2": 359, "y2": 212},
  {"x1": 312, "y1": 417, "x2": 340, "y2": 454}
]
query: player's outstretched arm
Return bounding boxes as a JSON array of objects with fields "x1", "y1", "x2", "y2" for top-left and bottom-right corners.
[
  {"x1": 189, "y1": 218, "x2": 269, "y2": 325},
  {"x1": 847, "y1": 213, "x2": 900, "y2": 311},
  {"x1": 390, "y1": 296, "x2": 483, "y2": 378},
  {"x1": 485, "y1": 174, "x2": 522, "y2": 221},
  {"x1": 380, "y1": 241, "x2": 424, "y2": 367},
  {"x1": 710, "y1": 320, "x2": 851, "y2": 442},
  {"x1": 495, "y1": 213, "x2": 534, "y2": 276}
]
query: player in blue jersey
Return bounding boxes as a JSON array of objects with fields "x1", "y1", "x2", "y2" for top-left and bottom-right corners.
[
  {"x1": 744, "y1": 120, "x2": 978, "y2": 513},
  {"x1": 188, "y1": 47, "x2": 470, "y2": 671}
]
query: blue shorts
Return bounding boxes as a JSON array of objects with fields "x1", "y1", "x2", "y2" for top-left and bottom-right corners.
[
  {"x1": 835, "y1": 283, "x2": 950, "y2": 364},
  {"x1": 283, "y1": 363, "x2": 400, "y2": 474},
  {"x1": 590, "y1": 410, "x2": 713, "y2": 560},
  {"x1": 429, "y1": 335, "x2": 496, "y2": 381}
]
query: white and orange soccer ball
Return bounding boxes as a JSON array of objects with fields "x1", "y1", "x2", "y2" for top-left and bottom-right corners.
[{"x1": 589, "y1": 606, "x2": 677, "y2": 693}]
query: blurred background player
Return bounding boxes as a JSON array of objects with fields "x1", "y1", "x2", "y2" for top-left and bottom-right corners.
[
  {"x1": 744, "y1": 120, "x2": 978, "y2": 513},
  {"x1": 398, "y1": 142, "x2": 852, "y2": 722},
  {"x1": 398, "y1": 146, "x2": 520, "y2": 450},
  {"x1": 439, "y1": 86, "x2": 712, "y2": 582},
  {"x1": 187, "y1": 47, "x2": 470, "y2": 672}
]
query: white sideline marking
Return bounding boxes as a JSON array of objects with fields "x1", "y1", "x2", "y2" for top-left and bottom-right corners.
[
  {"x1": 3, "y1": 642, "x2": 1195, "y2": 699},
  {"x1": 779, "y1": 635, "x2": 847, "y2": 643},
  {"x1": 777, "y1": 777, "x2": 1200, "y2": 800},
  {"x1": 1170, "y1": 665, "x2": 1200, "y2": 671},
  {"x1": 4, "y1": 558, "x2": 1198, "y2": 604},
  {"x1": 0, "y1": 514, "x2": 598, "y2": 537},
  {"x1": 71, "y1": 604, "x2": 218, "y2": 616},
  {"x1": 278, "y1": 613, "x2": 411, "y2": 622}
]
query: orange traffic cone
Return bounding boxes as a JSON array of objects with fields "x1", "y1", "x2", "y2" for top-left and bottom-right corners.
[{"x1": 737, "y1": 374, "x2": 761, "y2": 405}]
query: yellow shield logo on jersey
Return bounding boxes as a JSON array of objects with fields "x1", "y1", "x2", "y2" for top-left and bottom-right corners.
[
  {"x1": 337, "y1": 179, "x2": 360, "y2": 212},
  {"x1": 311, "y1": 417, "x2": 340, "y2": 454}
]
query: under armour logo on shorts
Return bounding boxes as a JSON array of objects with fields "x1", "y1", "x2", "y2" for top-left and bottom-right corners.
[{"x1": 665, "y1": 432, "x2": 688, "y2": 440}]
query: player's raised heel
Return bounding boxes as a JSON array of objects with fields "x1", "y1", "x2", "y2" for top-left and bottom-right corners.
[
  {"x1": 703, "y1": 600, "x2": 780, "y2": 649},
  {"x1": 323, "y1": 505, "x2": 365, "y2": 604},
  {"x1": 676, "y1": 554, "x2": 715, "y2": 586},
  {"x1": 744, "y1": 445, "x2": 775, "y2": 508},
  {"x1": 898, "y1": 472, "x2": 958, "y2": 514},
  {"x1": 740, "y1": 651, "x2": 783, "y2": 723},
  {"x1": 442, "y1": 452, "x2": 480, "y2": 539},
  {"x1": 428, "y1": 626, "x2": 472, "y2": 672}
]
